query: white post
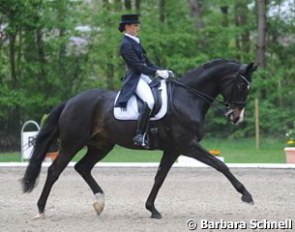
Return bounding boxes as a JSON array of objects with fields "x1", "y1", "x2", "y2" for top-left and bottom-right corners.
[{"x1": 255, "y1": 98, "x2": 260, "y2": 150}]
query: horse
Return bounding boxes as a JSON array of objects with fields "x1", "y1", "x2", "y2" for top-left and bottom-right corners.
[{"x1": 22, "y1": 58, "x2": 257, "y2": 219}]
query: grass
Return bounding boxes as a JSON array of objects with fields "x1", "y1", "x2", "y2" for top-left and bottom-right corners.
[
  {"x1": 0, "y1": 138, "x2": 286, "y2": 163},
  {"x1": 200, "y1": 137, "x2": 286, "y2": 163},
  {"x1": 0, "y1": 146, "x2": 163, "y2": 163}
]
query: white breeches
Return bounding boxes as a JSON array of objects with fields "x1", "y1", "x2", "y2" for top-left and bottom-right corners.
[{"x1": 135, "y1": 74, "x2": 154, "y2": 110}]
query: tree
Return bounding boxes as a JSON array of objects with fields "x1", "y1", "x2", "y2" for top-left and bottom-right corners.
[
  {"x1": 256, "y1": 0, "x2": 266, "y2": 67},
  {"x1": 235, "y1": 2, "x2": 251, "y2": 59},
  {"x1": 159, "y1": 0, "x2": 166, "y2": 23},
  {"x1": 0, "y1": 0, "x2": 295, "y2": 150},
  {"x1": 187, "y1": 0, "x2": 204, "y2": 30}
]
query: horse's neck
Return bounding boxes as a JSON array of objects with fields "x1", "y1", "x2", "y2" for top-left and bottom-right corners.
[
  {"x1": 181, "y1": 70, "x2": 221, "y2": 100},
  {"x1": 176, "y1": 66, "x2": 234, "y2": 116},
  {"x1": 172, "y1": 80, "x2": 213, "y2": 116},
  {"x1": 172, "y1": 63, "x2": 240, "y2": 130},
  {"x1": 181, "y1": 63, "x2": 238, "y2": 98}
]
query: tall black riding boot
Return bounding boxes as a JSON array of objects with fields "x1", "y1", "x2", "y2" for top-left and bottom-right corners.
[{"x1": 133, "y1": 103, "x2": 151, "y2": 148}]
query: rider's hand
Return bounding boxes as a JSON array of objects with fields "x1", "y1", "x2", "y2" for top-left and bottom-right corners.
[
  {"x1": 167, "y1": 70, "x2": 175, "y2": 78},
  {"x1": 156, "y1": 70, "x2": 170, "y2": 79}
]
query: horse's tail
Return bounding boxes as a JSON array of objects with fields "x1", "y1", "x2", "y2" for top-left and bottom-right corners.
[{"x1": 22, "y1": 101, "x2": 67, "y2": 193}]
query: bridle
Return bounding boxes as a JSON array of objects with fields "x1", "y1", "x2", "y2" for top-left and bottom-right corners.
[
  {"x1": 223, "y1": 74, "x2": 251, "y2": 116},
  {"x1": 169, "y1": 73, "x2": 251, "y2": 117}
]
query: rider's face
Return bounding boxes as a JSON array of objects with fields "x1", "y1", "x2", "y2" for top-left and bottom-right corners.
[{"x1": 125, "y1": 24, "x2": 140, "y2": 37}]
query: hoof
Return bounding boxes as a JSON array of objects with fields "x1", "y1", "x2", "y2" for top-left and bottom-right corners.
[
  {"x1": 33, "y1": 213, "x2": 45, "y2": 220},
  {"x1": 151, "y1": 212, "x2": 162, "y2": 219},
  {"x1": 93, "y1": 201, "x2": 105, "y2": 215},
  {"x1": 241, "y1": 192, "x2": 254, "y2": 205},
  {"x1": 246, "y1": 201, "x2": 255, "y2": 205},
  {"x1": 93, "y1": 192, "x2": 105, "y2": 216}
]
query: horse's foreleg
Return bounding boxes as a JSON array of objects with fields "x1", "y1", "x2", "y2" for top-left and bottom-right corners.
[
  {"x1": 186, "y1": 143, "x2": 254, "y2": 204},
  {"x1": 145, "y1": 149, "x2": 179, "y2": 219},
  {"x1": 74, "y1": 144, "x2": 114, "y2": 215},
  {"x1": 36, "y1": 148, "x2": 79, "y2": 219}
]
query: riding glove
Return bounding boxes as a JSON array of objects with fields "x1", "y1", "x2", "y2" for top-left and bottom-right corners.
[{"x1": 156, "y1": 70, "x2": 170, "y2": 79}]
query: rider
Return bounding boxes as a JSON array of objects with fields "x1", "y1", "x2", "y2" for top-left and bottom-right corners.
[{"x1": 116, "y1": 14, "x2": 171, "y2": 148}]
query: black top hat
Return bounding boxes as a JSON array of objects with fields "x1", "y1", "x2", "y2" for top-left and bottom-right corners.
[
  {"x1": 120, "y1": 14, "x2": 140, "y2": 24},
  {"x1": 118, "y1": 14, "x2": 140, "y2": 32}
]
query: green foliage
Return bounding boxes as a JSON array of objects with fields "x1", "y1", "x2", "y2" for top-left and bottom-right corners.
[
  {"x1": 0, "y1": 0, "x2": 294, "y2": 150},
  {"x1": 0, "y1": 138, "x2": 285, "y2": 163}
]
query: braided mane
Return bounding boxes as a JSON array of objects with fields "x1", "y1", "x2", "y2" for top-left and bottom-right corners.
[
  {"x1": 202, "y1": 58, "x2": 240, "y2": 69},
  {"x1": 182, "y1": 58, "x2": 240, "y2": 78}
]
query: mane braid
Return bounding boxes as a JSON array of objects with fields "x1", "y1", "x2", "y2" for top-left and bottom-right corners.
[
  {"x1": 183, "y1": 58, "x2": 240, "y2": 78},
  {"x1": 202, "y1": 58, "x2": 240, "y2": 69}
]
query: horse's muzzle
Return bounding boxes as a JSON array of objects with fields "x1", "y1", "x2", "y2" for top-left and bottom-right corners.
[{"x1": 226, "y1": 107, "x2": 245, "y2": 125}]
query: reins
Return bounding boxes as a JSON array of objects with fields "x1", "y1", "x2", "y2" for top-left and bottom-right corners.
[
  {"x1": 168, "y1": 79, "x2": 225, "y2": 107},
  {"x1": 168, "y1": 72, "x2": 250, "y2": 109}
]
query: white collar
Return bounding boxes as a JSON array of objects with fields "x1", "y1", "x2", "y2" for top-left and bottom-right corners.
[{"x1": 124, "y1": 33, "x2": 140, "y2": 44}]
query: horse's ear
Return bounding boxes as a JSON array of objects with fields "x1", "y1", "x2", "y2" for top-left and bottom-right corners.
[{"x1": 246, "y1": 62, "x2": 258, "y2": 75}]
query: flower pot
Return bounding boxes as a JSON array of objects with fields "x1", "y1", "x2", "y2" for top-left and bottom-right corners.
[
  {"x1": 284, "y1": 147, "x2": 295, "y2": 164},
  {"x1": 45, "y1": 152, "x2": 58, "y2": 162}
]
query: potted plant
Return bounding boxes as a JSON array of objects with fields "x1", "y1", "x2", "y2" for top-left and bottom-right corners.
[{"x1": 284, "y1": 121, "x2": 295, "y2": 164}]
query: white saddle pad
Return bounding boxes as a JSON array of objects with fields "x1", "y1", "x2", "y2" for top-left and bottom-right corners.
[{"x1": 114, "y1": 79, "x2": 168, "y2": 121}]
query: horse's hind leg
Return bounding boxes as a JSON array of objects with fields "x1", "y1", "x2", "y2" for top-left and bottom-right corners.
[
  {"x1": 185, "y1": 141, "x2": 254, "y2": 204},
  {"x1": 36, "y1": 146, "x2": 82, "y2": 218},
  {"x1": 145, "y1": 149, "x2": 179, "y2": 219},
  {"x1": 74, "y1": 144, "x2": 114, "y2": 215}
]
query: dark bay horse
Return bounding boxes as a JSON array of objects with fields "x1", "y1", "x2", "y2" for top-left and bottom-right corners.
[{"x1": 22, "y1": 58, "x2": 257, "y2": 219}]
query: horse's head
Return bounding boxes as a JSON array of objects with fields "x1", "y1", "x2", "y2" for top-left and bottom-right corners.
[{"x1": 221, "y1": 62, "x2": 257, "y2": 125}]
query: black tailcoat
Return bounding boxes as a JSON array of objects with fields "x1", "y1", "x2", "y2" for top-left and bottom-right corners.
[{"x1": 116, "y1": 35, "x2": 158, "y2": 108}]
